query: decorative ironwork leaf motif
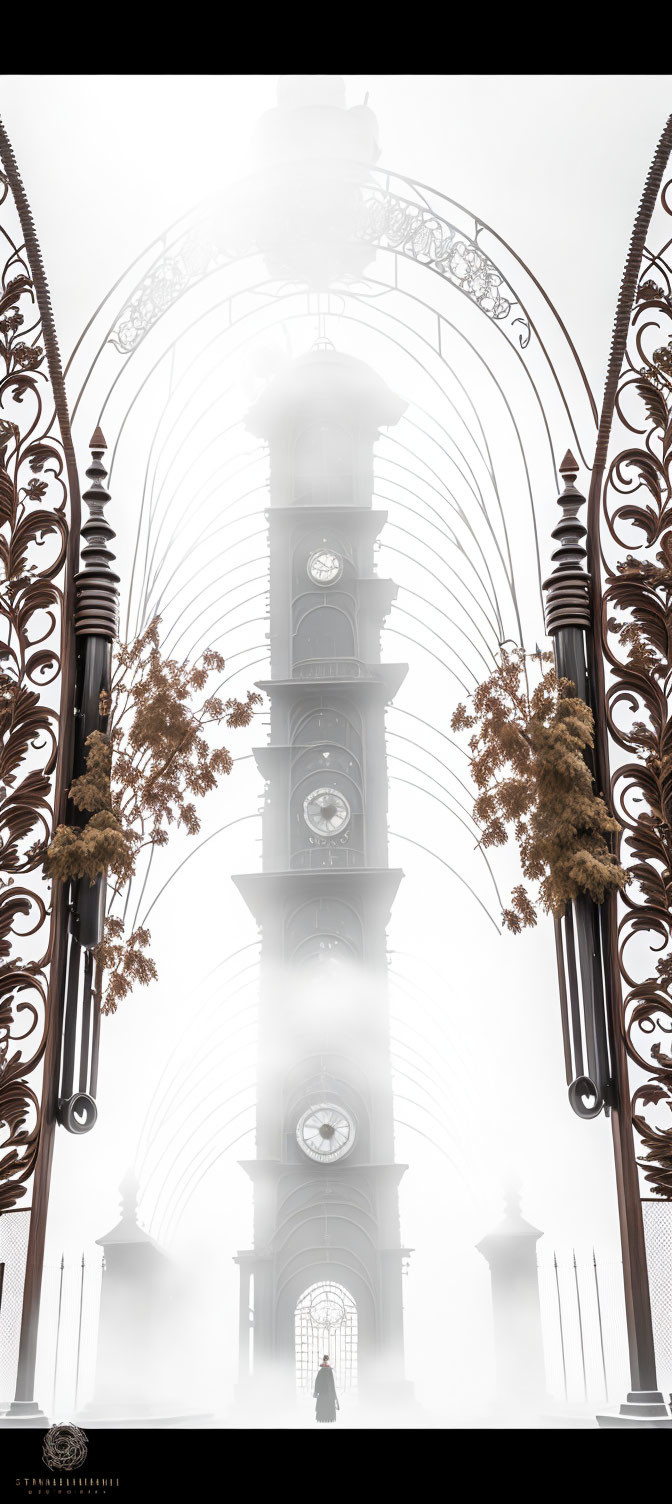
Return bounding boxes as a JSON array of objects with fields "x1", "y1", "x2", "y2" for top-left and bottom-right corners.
[{"x1": 0, "y1": 127, "x2": 78, "y2": 1209}]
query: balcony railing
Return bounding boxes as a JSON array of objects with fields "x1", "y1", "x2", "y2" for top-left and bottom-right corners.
[
  {"x1": 292, "y1": 658, "x2": 372, "y2": 680},
  {"x1": 290, "y1": 847, "x2": 366, "y2": 871}
]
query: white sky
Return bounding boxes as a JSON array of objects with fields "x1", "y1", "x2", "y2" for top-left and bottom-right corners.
[{"x1": 2, "y1": 73, "x2": 671, "y2": 1421}]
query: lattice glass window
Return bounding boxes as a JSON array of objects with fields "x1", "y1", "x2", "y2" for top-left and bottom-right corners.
[
  {"x1": 294, "y1": 1281, "x2": 358, "y2": 1397},
  {"x1": 0, "y1": 1208, "x2": 30, "y2": 1404},
  {"x1": 643, "y1": 1199, "x2": 672, "y2": 1394}
]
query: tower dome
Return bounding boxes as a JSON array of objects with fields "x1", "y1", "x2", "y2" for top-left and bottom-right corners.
[
  {"x1": 247, "y1": 347, "x2": 406, "y2": 442},
  {"x1": 277, "y1": 75, "x2": 347, "y2": 111},
  {"x1": 253, "y1": 75, "x2": 380, "y2": 168}
]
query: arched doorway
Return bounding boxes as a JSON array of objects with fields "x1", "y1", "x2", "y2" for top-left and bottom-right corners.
[{"x1": 294, "y1": 1281, "x2": 358, "y2": 1396}]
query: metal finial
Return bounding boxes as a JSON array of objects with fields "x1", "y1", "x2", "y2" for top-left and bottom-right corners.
[
  {"x1": 542, "y1": 451, "x2": 591, "y2": 636},
  {"x1": 559, "y1": 448, "x2": 579, "y2": 477},
  {"x1": 74, "y1": 430, "x2": 119, "y2": 640}
]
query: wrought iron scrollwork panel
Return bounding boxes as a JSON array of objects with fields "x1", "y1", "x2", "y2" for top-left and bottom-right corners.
[
  {"x1": 107, "y1": 172, "x2": 533, "y2": 357},
  {"x1": 0, "y1": 134, "x2": 78, "y2": 1210},
  {"x1": 597, "y1": 149, "x2": 672, "y2": 1197}
]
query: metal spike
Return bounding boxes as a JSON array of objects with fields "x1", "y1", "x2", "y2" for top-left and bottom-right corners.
[{"x1": 559, "y1": 449, "x2": 579, "y2": 476}]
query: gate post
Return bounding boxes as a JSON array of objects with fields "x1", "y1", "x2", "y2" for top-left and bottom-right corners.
[
  {"x1": 234, "y1": 1254, "x2": 252, "y2": 1389},
  {"x1": 544, "y1": 453, "x2": 672, "y2": 1426},
  {"x1": 4, "y1": 431, "x2": 119, "y2": 1425},
  {"x1": 476, "y1": 1185, "x2": 546, "y2": 1414},
  {"x1": 82, "y1": 1173, "x2": 174, "y2": 1423}
]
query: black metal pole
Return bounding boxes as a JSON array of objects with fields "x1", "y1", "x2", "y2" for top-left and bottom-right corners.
[
  {"x1": 543, "y1": 452, "x2": 612, "y2": 1121},
  {"x1": 57, "y1": 429, "x2": 119, "y2": 1135},
  {"x1": 593, "y1": 1249, "x2": 608, "y2": 1403},
  {"x1": 50, "y1": 1254, "x2": 65, "y2": 1419},
  {"x1": 553, "y1": 1250, "x2": 568, "y2": 1403},
  {"x1": 572, "y1": 1249, "x2": 587, "y2": 1403},
  {"x1": 74, "y1": 1252, "x2": 85, "y2": 1412}
]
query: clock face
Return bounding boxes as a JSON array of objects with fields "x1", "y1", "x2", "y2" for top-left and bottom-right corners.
[
  {"x1": 297, "y1": 1103, "x2": 356, "y2": 1162},
  {"x1": 307, "y1": 548, "x2": 342, "y2": 585},
  {"x1": 303, "y1": 787, "x2": 351, "y2": 836}
]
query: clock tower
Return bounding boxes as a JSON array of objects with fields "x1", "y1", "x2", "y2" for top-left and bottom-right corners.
[{"x1": 233, "y1": 342, "x2": 411, "y2": 1405}]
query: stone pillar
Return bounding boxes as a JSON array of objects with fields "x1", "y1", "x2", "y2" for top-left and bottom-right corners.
[
  {"x1": 82, "y1": 1170, "x2": 183, "y2": 1423},
  {"x1": 379, "y1": 1249, "x2": 407, "y2": 1380},
  {"x1": 477, "y1": 1185, "x2": 546, "y2": 1414},
  {"x1": 235, "y1": 1256, "x2": 252, "y2": 1384}
]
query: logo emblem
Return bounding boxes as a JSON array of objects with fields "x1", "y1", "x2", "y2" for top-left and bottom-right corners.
[{"x1": 42, "y1": 1423, "x2": 88, "y2": 1472}]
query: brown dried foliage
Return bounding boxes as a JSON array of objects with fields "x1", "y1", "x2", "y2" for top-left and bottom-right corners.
[
  {"x1": 451, "y1": 648, "x2": 628, "y2": 932},
  {"x1": 46, "y1": 617, "x2": 262, "y2": 1013}
]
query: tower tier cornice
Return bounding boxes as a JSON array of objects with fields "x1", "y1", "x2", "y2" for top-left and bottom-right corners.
[
  {"x1": 232, "y1": 866, "x2": 403, "y2": 927},
  {"x1": 238, "y1": 1160, "x2": 409, "y2": 1185},
  {"x1": 266, "y1": 506, "x2": 389, "y2": 537},
  {"x1": 255, "y1": 662, "x2": 408, "y2": 701}
]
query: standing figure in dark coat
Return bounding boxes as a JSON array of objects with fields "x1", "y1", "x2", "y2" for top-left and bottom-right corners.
[{"x1": 313, "y1": 1355, "x2": 340, "y2": 1424}]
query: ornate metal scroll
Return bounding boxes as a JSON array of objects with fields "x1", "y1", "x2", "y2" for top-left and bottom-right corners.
[
  {"x1": 0, "y1": 123, "x2": 78, "y2": 1213},
  {"x1": 588, "y1": 118, "x2": 672, "y2": 1200},
  {"x1": 360, "y1": 187, "x2": 515, "y2": 323},
  {"x1": 107, "y1": 171, "x2": 530, "y2": 357},
  {"x1": 109, "y1": 227, "x2": 221, "y2": 355}
]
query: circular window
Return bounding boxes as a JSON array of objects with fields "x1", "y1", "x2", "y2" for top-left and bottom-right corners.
[
  {"x1": 303, "y1": 787, "x2": 351, "y2": 836},
  {"x1": 296, "y1": 1103, "x2": 356, "y2": 1163},
  {"x1": 307, "y1": 549, "x2": 343, "y2": 585}
]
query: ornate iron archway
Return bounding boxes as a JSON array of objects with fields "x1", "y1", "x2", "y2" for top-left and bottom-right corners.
[{"x1": 57, "y1": 88, "x2": 602, "y2": 1257}]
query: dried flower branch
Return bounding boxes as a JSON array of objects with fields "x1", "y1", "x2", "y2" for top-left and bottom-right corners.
[
  {"x1": 45, "y1": 617, "x2": 262, "y2": 1012},
  {"x1": 451, "y1": 647, "x2": 628, "y2": 932}
]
